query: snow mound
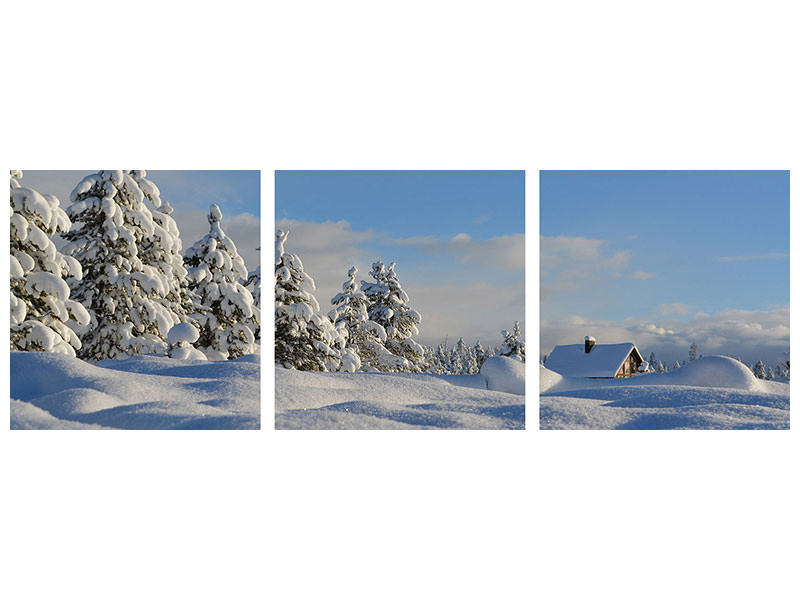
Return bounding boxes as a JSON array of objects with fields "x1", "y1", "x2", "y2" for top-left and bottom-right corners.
[
  {"x1": 480, "y1": 356, "x2": 525, "y2": 396},
  {"x1": 276, "y1": 366, "x2": 524, "y2": 429},
  {"x1": 654, "y1": 355, "x2": 760, "y2": 390},
  {"x1": 539, "y1": 355, "x2": 788, "y2": 430},
  {"x1": 167, "y1": 322, "x2": 199, "y2": 345},
  {"x1": 539, "y1": 364, "x2": 564, "y2": 393},
  {"x1": 10, "y1": 352, "x2": 259, "y2": 430}
]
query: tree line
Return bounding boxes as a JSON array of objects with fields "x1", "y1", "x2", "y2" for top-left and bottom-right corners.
[{"x1": 275, "y1": 230, "x2": 524, "y2": 373}]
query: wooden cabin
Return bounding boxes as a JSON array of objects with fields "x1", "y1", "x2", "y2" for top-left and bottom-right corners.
[{"x1": 545, "y1": 336, "x2": 645, "y2": 379}]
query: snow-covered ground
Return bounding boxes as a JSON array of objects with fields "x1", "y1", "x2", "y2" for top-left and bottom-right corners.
[
  {"x1": 540, "y1": 355, "x2": 789, "y2": 430},
  {"x1": 276, "y1": 356, "x2": 525, "y2": 429},
  {"x1": 10, "y1": 352, "x2": 260, "y2": 430}
]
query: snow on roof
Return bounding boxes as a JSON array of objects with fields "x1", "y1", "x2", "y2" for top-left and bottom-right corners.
[{"x1": 546, "y1": 342, "x2": 641, "y2": 378}]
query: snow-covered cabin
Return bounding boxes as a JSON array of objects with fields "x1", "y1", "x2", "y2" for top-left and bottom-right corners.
[{"x1": 546, "y1": 336, "x2": 645, "y2": 378}]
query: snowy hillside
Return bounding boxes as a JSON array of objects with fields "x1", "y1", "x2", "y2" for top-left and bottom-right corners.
[
  {"x1": 276, "y1": 358, "x2": 525, "y2": 429},
  {"x1": 540, "y1": 356, "x2": 789, "y2": 429},
  {"x1": 10, "y1": 352, "x2": 260, "y2": 430}
]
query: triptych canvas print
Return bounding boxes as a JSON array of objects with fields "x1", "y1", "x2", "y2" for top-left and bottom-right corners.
[{"x1": 8, "y1": 169, "x2": 789, "y2": 430}]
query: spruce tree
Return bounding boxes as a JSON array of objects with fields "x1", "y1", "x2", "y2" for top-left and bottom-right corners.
[
  {"x1": 184, "y1": 204, "x2": 259, "y2": 359},
  {"x1": 753, "y1": 360, "x2": 767, "y2": 379},
  {"x1": 275, "y1": 230, "x2": 344, "y2": 371},
  {"x1": 329, "y1": 266, "x2": 406, "y2": 372},
  {"x1": 689, "y1": 342, "x2": 698, "y2": 362},
  {"x1": 361, "y1": 261, "x2": 424, "y2": 371},
  {"x1": 245, "y1": 264, "x2": 261, "y2": 343},
  {"x1": 10, "y1": 171, "x2": 90, "y2": 355},
  {"x1": 130, "y1": 170, "x2": 200, "y2": 322},
  {"x1": 62, "y1": 170, "x2": 182, "y2": 359},
  {"x1": 475, "y1": 340, "x2": 487, "y2": 371},
  {"x1": 499, "y1": 321, "x2": 525, "y2": 361}
]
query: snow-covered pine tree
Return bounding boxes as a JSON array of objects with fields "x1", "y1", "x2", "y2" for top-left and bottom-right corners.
[
  {"x1": 648, "y1": 352, "x2": 657, "y2": 371},
  {"x1": 361, "y1": 261, "x2": 424, "y2": 371},
  {"x1": 473, "y1": 340, "x2": 487, "y2": 372},
  {"x1": 10, "y1": 171, "x2": 90, "y2": 355},
  {"x1": 245, "y1": 264, "x2": 261, "y2": 341},
  {"x1": 672, "y1": 361, "x2": 681, "y2": 371},
  {"x1": 275, "y1": 229, "x2": 344, "y2": 371},
  {"x1": 752, "y1": 360, "x2": 767, "y2": 379},
  {"x1": 184, "y1": 204, "x2": 260, "y2": 359},
  {"x1": 62, "y1": 170, "x2": 185, "y2": 360},
  {"x1": 429, "y1": 341, "x2": 449, "y2": 374},
  {"x1": 456, "y1": 338, "x2": 476, "y2": 374},
  {"x1": 329, "y1": 266, "x2": 408, "y2": 372},
  {"x1": 246, "y1": 264, "x2": 261, "y2": 309},
  {"x1": 689, "y1": 342, "x2": 698, "y2": 362},
  {"x1": 242, "y1": 247, "x2": 261, "y2": 344},
  {"x1": 499, "y1": 321, "x2": 525, "y2": 361},
  {"x1": 130, "y1": 170, "x2": 200, "y2": 323},
  {"x1": 450, "y1": 339, "x2": 465, "y2": 374}
]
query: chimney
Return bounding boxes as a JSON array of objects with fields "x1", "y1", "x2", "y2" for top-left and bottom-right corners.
[{"x1": 585, "y1": 336, "x2": 596, "y2": 353}]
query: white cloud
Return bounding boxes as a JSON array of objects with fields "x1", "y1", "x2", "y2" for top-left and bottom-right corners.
[
  {"x1": 541, "y1": 307, "x2": 789, "y2": 365},
  {"x1": 657, "y1": 302, "x2": 692, "y2": 315},
  {"x1": 276, "y1": 219, "x2": 525, "y2": 347},
  {"x1": 540, "y1": 235, "x2": 641, "y2": 298},
  {"x1": 275, "y1": 219, "x2": 377, "y2": 305},
  {"x1": 388, "y1": 232, "x2": 525, "y2": 271},
  {"x1": 630, "y1": 271, "x2": 655, "y2": 280},
  {"x1": 713, "y1": 253, "x2": 788, "y2": 262},
  {"x1": 411, "y1": 282, "x2": 525, "y2": 346}
]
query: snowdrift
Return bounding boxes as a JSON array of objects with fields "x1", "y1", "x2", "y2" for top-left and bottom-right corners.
[
  {"x1": 632, "y1": 355, "x2": 761, "y2": 390},
  {"x1": 480, "y1": 356, "x2": 525, "y2": 395},
  {"x1": 540, "y1": 356, "x2": 789, "y2": 430},
  {"x1": 10, "y1": 352, "x2": 260, "y2": 430},
  {"x1": 276, "y1": 366, "x2": 524, "y2": 429},
  {"x1": 542, "y1": 355, "x2": 769, "y2": 392},
  {"x1": 539, "y1": 364, "x2": 564, "y2": 394}
]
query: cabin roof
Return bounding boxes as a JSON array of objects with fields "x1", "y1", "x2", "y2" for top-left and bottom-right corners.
[{"x1": 546, "y1": 342, "x2": 643, "y2": 378}]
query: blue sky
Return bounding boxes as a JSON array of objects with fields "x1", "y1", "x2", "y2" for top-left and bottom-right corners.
[
  {"x1": 18, "y1": 170, "x2": 261, "y2": 269},
  {"x1": 277, "y1": 170, "x2": 525, "y2": 347},
  {"x1": 540, "y1": 170, "x2": 789, "y2": 365}
]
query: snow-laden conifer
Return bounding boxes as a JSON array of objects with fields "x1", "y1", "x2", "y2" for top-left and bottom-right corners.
[
  {"x1": 451, "y1": 338, "x2": 470, "y2": 374},
  {"x1": 361, "y1": 261, "x2": 424, "y2": 371},
  {"x1": 184, "y1": 204, "x2": 260, "y2": 359},
  {"x1": 474, "y1": 340, "x2": 487, "y2": 370},
  {"x1": 275, "y1": 229, "x2": 344, "y2": 371},
  {"x1": 245, "y1": 264, "x2": 261, "y2": 342},
  {"x1": 246, "y1": 265, "x2": 261, "y2": 309},
  {"x1": 329, "y1": 266, "x2": 408, "y2": 372},
  {"x1": 63, "y1": 170, "x2": 185, "y2": 359},
  {"x1": 10, "y1": 171, "x2": 90, "y2": 355},
  {"x1": 129, "y1": 170, "x2": 200, "y2": 322},
  {"x1": 498, "y1": 321, "x2": 525, "y2": 361},
  {"x1": 752, "y1": 359, "x2": 767, "y2": 379}
]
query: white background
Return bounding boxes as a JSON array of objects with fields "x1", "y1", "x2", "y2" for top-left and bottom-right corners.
[{"x1": 2, "y1": 1, "x2": 798, "y2": 599}]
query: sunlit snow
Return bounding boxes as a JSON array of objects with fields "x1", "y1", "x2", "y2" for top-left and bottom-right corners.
[
  {"x1": 10, "y1": 352, "x2": 260, "y2": 430},
  {"x1": 540, "y1": 356, "x2": 789, "y2": 429}
]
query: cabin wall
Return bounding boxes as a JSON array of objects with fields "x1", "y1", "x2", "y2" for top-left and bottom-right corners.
[{"x1": 614, "y1": 353, "x2": 641, "y2": 378}]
